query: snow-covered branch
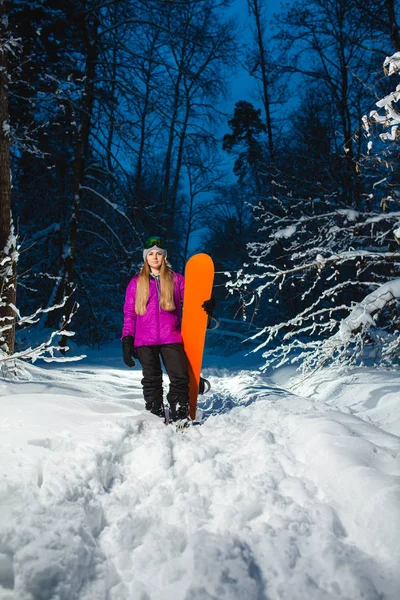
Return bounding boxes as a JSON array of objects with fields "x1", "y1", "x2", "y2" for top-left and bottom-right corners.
[
  {"x1": 232, "y1": 51, "x2": 400, "y2": 372},
  {"x1": 338, "y1": 279, "x2": 400, "y2": 342},
  {"x1": 0, "y1": 296, "x2": 85, "y2": 367},
  {"x1": 365, "y1": 52, "x2": 400, "y2": 145}
]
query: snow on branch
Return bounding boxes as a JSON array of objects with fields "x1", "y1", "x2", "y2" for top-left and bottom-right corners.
[
  {"x1": 30, "y1": 223, "x2": 61, "y2": 242},
  {"x1": 338, "y1": 279, "x2": 400, "y2": 342},
  {"x1": 297, "y1": 279, "x2": 400, "y2": 372},
  {"x1": 0, "y1": 296, "x2": 85, "y2": 367},
  {"x1": 229, "y1": 248, "x2": 398, "y2": 298},
  {"x1": 365, "y1": 52, "x2": 400, "y2": 145},
  {"x1": 231, "y1": 193, "x2": 400, "y2": 371},
  {"x1": 79, "y1": 184, "x2": 134, "y2": 228},
  {"x1": 80, "y1": 208, "x2": 132, "y2": 257},
  {"x1": 384, "y1": 52, "x2": 400, "y2": 77}
]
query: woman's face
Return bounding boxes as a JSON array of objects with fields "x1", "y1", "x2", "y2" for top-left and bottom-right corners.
[{"x1": 146, "y1": 250, "x2": 165, "y2": 272}]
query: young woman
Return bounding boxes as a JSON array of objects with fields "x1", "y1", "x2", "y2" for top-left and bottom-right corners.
[{"x1": 121, "y1": 236, "x2": 213, "y2": 422}]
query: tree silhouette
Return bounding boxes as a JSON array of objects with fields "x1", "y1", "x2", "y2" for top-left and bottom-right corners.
[{"x1": 223, "y1": 101, "x2": 267, "y2": 197}]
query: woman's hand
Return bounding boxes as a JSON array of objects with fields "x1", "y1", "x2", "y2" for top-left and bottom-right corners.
[
  {"x1": 201, "y1": 297, "x2": 216, "y2": 316},
  {"x1": 122, "y1": 335, "x2": 137, "y2": 367},
  {"x1": 202, "y1": 297, "x2": 219, "y2": 330}
]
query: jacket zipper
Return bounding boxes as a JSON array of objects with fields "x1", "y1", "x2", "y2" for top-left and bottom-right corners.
[{"x1": 152, "y1": 275, "x2": 162, "y2": 345}]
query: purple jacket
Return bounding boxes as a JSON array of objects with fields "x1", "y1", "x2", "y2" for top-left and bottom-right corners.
[{"x1": 122, "y1": 272, "x2": 185, "y2": 347}]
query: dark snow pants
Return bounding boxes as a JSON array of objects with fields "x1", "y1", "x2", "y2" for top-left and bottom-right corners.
[{"x1": 135, "y1": 343, "x2": 190, "y2": 412}]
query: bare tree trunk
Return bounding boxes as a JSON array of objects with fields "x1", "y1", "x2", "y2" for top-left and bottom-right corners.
[
  {"x1": 135, "y1": 31, "x2": 159, "y2": 200},
  {"x1": 0, "y1": 0, "x2": 16, "y2": 354},
  {"x1": 247, "y1": 0, "x2": 274, "y2": 159},
  {"x1": 182, "y1": 168, "x2": 195, "y2": 270},
  {"x1": 168, "y1": 95, "x2": 190, "y2": 235},
  {"x1": 60, "y1": 12, "x2": 99, "y2": 348},
  {"x1": 161, "y1": 61, "x2": 184, "y2": 222},
  {"x1": 106, "y1": 11, "x2": 118, "y2": 174},
  {"x1": 337, "y1": 5, "x2": 362, "y2": 209}
]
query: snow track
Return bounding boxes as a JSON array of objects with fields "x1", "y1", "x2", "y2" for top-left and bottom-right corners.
[{"x1": 0, "y1": 360, "x2": 399, "y2": 599}]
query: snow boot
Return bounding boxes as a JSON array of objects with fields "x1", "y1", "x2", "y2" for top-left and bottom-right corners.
[
  {"x1": 169, "y1": 397, "x2": 189, "y2": 422},
  {"x1": 146, "y1": 400, "x2": 165, "y2": 419},
  {"x1": 151, "y1": 406, "x2": 165, "y2": 419}
]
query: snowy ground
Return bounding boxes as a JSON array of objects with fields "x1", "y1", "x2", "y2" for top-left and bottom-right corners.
[{"x1": 0, "y1": 342, "x2": 399, "y2": 600}]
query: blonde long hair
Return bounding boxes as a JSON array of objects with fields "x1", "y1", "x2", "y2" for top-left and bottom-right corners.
[{"x1": 135, "y1": 259, "x2": 176, "y2": 315}]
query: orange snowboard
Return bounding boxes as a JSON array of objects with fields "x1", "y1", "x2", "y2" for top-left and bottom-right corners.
[{"x1": 181, "y1": 254, "x2": 214, "y2": 420}]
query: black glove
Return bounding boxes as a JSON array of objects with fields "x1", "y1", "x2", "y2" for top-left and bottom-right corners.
[
  {"x1": 202, "y1": 297, "x2": 216, "y2": 316},
  {"x1": 122, "y1": 335, "x2": 137, "y2": 367}
]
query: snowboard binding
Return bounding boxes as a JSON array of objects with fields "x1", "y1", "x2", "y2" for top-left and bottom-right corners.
[
  {"x1": 199, "y1": 376, "x2": 211, "y2": 395},
  {"x1": 162, "y1": 378, "x2": 210, "y2": 429}
]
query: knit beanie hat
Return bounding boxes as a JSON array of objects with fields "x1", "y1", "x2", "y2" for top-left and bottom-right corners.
[{"x1": 143, "y1": 236, "x2": 167, "y2": 262}]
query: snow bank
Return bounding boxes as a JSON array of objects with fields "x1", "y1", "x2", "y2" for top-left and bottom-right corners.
[{"x1": 290, "y1": 366, "x2": 400, "y2": 436}]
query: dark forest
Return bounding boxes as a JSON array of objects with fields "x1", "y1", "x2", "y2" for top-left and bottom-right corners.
[{"x1": 0, "y1": 0, "x2": 399, "y2": 370}]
